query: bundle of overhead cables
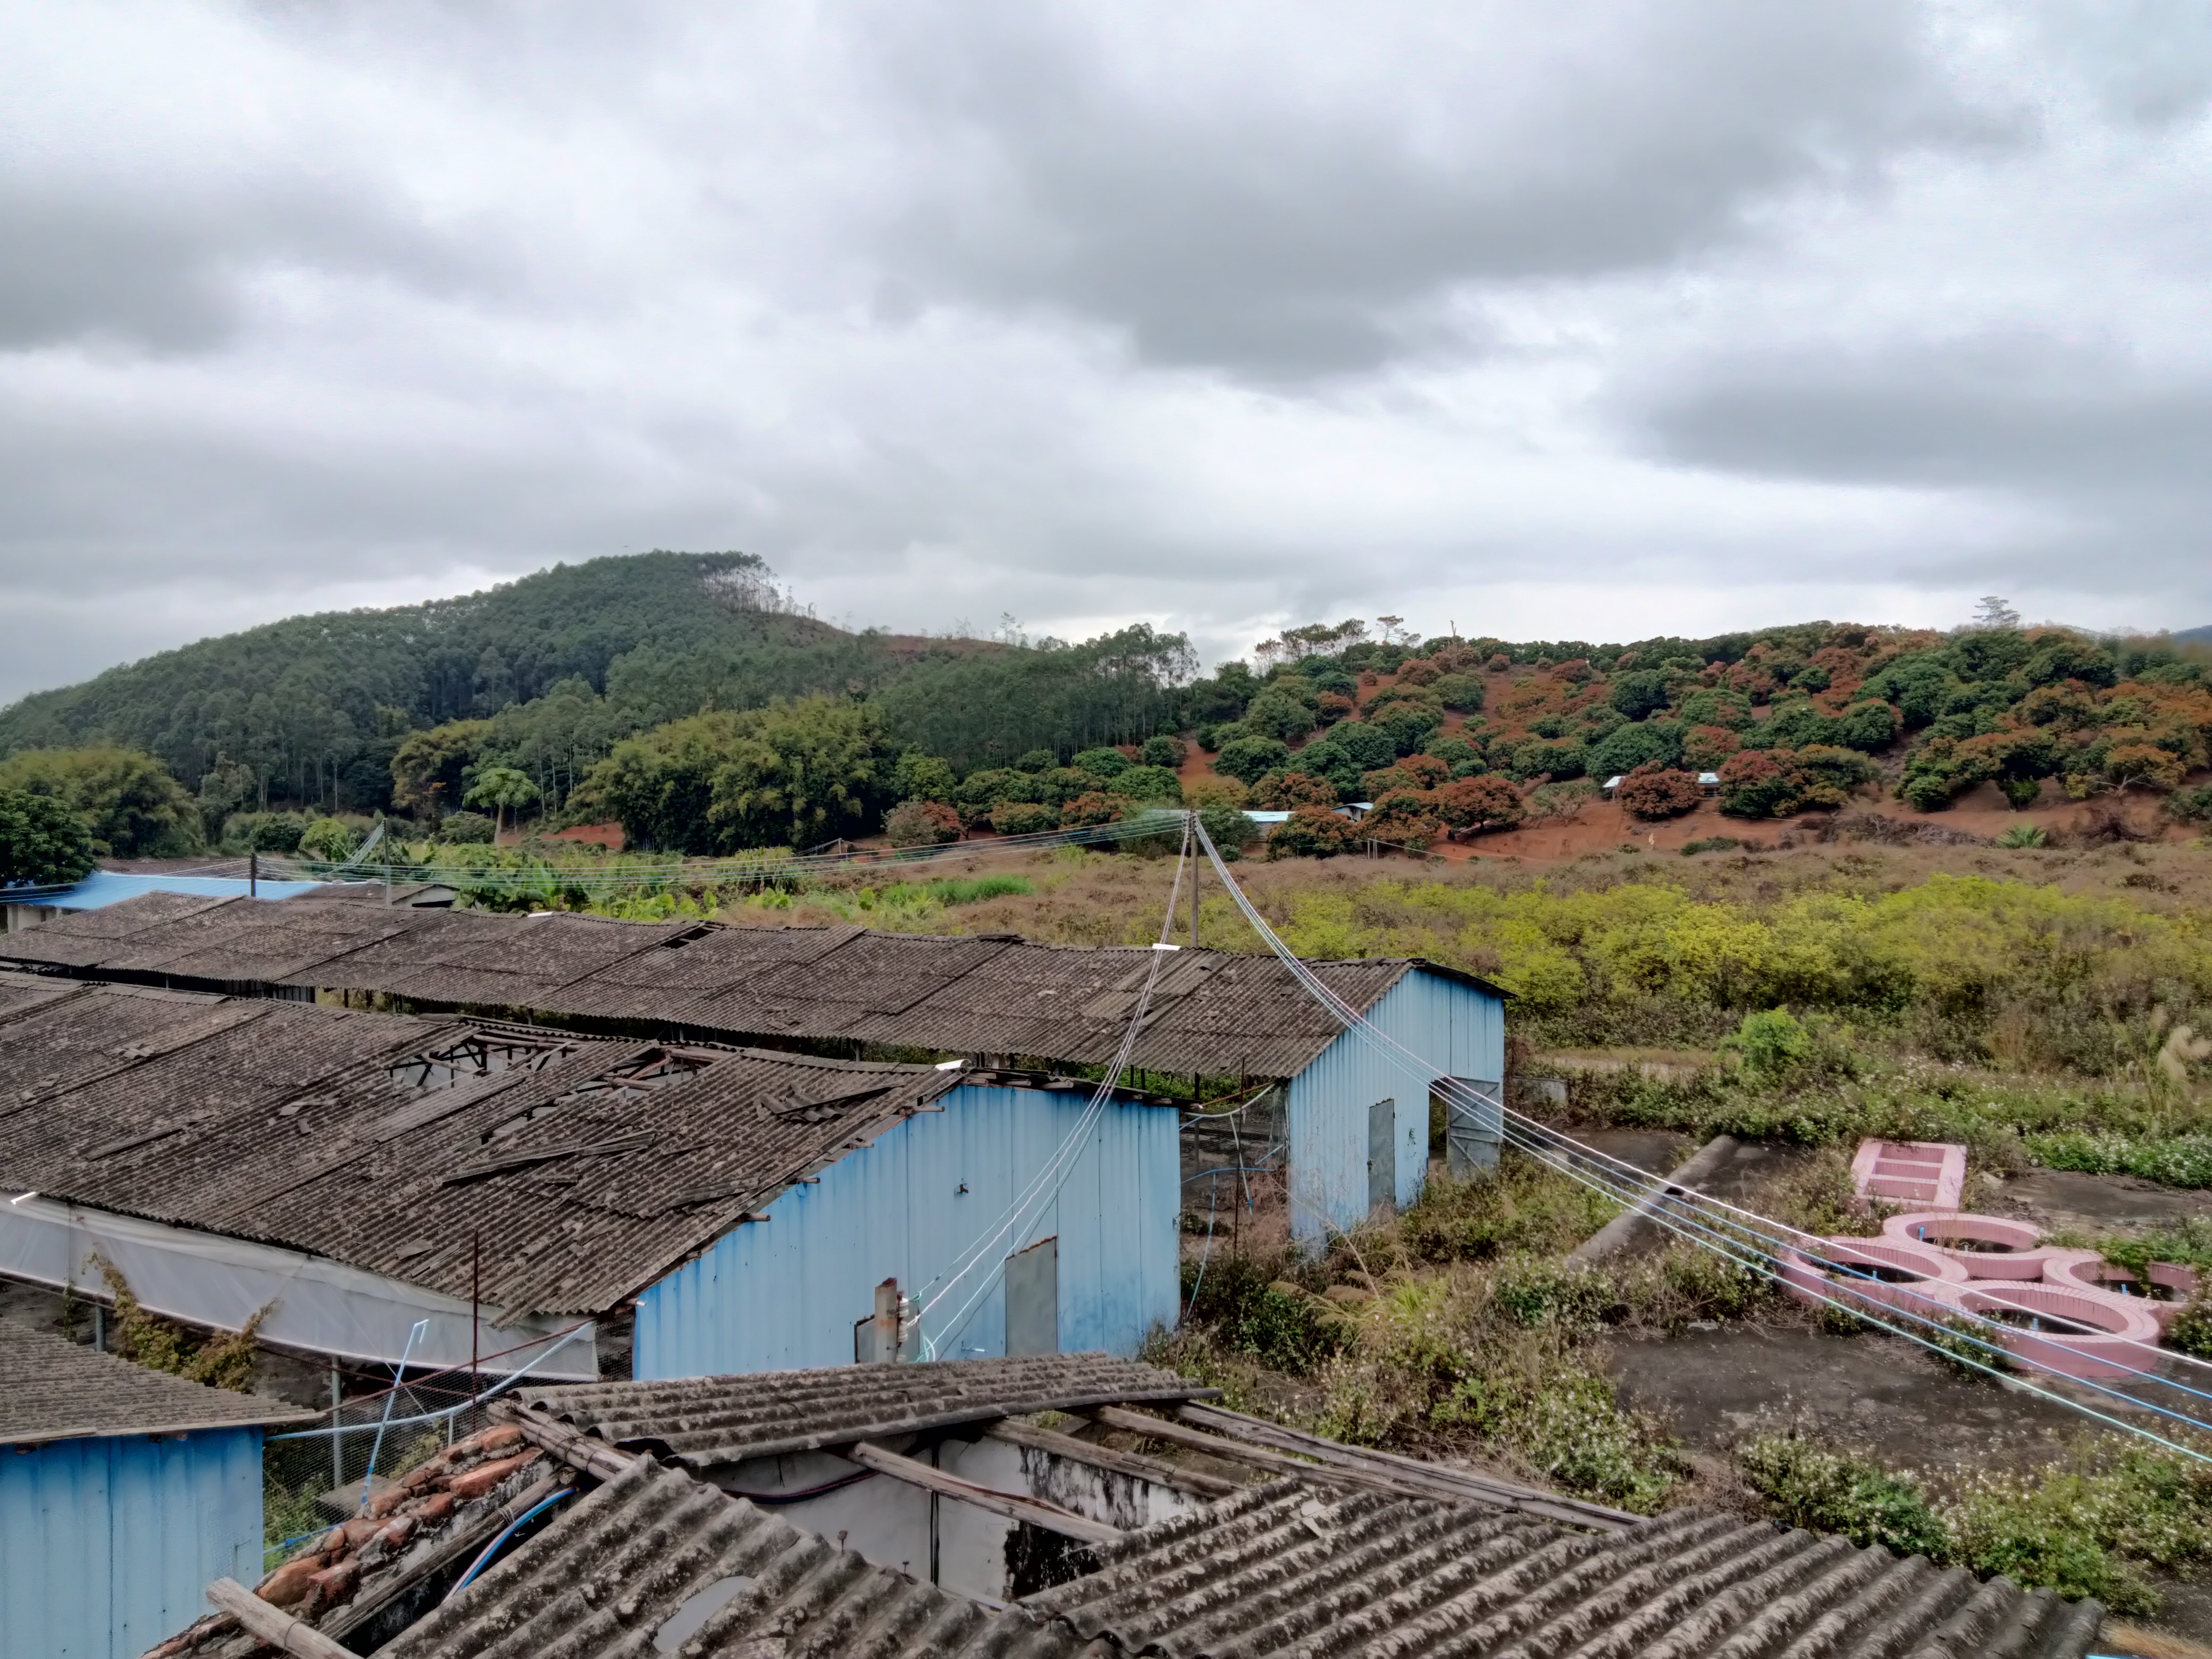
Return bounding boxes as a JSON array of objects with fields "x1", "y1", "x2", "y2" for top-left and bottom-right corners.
[
  {"x1": 1184, "y1": 816, "x2": 2212, "y2": 1467},
  {"x1": 903, "y1": 815, "x2": 1202, "y2": 1359}
]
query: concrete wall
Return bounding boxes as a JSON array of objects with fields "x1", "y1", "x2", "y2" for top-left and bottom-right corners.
[
  {"x1": 635, "y1": 1084, "x2": 1181, "y2": 1378},
  {"x1": 0, "y1": 1426, "x2": 264, "y2": 1659},
  {"x1": 1285, "y1": 968, "x2": 1506, "y2": 1245}
]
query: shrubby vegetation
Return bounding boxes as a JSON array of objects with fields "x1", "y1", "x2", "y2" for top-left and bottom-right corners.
[
  {"x1": 1263, "y1": 867, "x2": 2212, "y2": 1075},
  {"x1": 0, "y1": 785, "x2": 96, "y2": 884},
  {"x1": 0, "y1": 744, "x2": 200, "y2": 857},
  {"x1": 1740, "y1": 1431, "x2": 2212, "y2": 1614},
  {"x1": 7, "y1": 571, "x2": 2209, "y2": 867}
]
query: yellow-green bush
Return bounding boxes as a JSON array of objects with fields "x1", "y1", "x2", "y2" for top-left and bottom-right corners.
[{"x1": 1273, "y1": 873, "x2": 2212, "y2": 1073}]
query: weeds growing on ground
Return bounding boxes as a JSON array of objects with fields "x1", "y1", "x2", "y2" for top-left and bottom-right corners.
[{"x1": 1740, "y1": 1431, "x2": 2212, "y2": 1614}]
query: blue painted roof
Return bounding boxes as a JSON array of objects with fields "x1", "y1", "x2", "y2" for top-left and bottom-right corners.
[{"x1": 0, "y1": 870, "x2": 327, "y2": 910}]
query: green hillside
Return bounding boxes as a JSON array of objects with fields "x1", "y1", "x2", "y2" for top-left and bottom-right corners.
[{"x1": 0, "y1": 552, "x2": 1193, "y2": 821}]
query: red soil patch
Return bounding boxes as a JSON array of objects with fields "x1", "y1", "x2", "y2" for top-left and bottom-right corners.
[{"x1": 535, "y1": 820, "x2": 626, "y2": 851}]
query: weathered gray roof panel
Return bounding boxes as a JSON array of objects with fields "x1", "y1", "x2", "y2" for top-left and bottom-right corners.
[
  {"x1": 0, "y1": 1317, "x2": 315, "y2": 1445},
  {"x1": 516, "y1": 1354, "x2": 1214, "y2": 1468},
  {"x1": 376, "y1": 1454, "x2": 2103, "y2": 1659},
  {"x1": 375, "y1": 1452, "x2": 1102, "y2": 1659},
  {"x1": 0, "y1": 985, "x2": 999, "y2": 1316},
  {"x1": 1025, "y1": 1481, "x2": 2105, "y2": 1659},
  {"x1": 2, "y1": 895, "x2": 1506, "y2": 1079}
]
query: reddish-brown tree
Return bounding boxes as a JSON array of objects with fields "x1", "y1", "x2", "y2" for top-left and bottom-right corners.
[{"x1": 1616, "y1": 765, "x2": 1704, "y2": 819}]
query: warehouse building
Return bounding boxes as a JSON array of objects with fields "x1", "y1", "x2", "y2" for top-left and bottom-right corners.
[
  {"x1": 3, "y1": 893, "x2": 1509, "y2": 1242},
  {"x1": 0, "y1": 976, "x2": 1176, "y2": 1379}
]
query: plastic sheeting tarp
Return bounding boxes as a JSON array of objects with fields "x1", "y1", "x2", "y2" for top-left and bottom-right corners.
[{"x1": 0, "y1": 1197, "x2": 596, "y2": 1380}]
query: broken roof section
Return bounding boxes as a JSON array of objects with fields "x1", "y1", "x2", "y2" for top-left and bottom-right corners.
[
  {"x1": 0, "y1": 982, "x2": 1154, "y2": 1322},
  {"x1": 0, "y1": 1317, "x2": 315, "y2": 1446},
  {"x1": 515, "y1": 1353, "x2": 1214, "y2": 1469},
  {"x1": 2, "y1": 893, "x2": 1504, "y2": 1078}
]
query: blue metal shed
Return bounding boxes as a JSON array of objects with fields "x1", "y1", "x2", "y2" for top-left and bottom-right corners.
[
  {"x1": 1284, "y1": 963, "x2": 1507, "y2": 1245},
  {"x1": 636, "y1": 1080, "x2": 1180, "y2": 1379},
  {"x1": 0, "y1": 1319, "x2": 315, "y2": 1659}
]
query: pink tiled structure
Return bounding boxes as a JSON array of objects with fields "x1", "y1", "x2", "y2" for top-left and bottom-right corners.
[
  {"x1": 1780, "y1": 1236, "x2": 1971, "y2": 1316},
  {"x1": 1951, "y1": 1282, "x2": 2165, "y2": 1380},
  {"x1": 1881, "y1": 1211, "x2": 2060, "y2": 1281},
  {"x1": 1851, "y1": 1138, "x2": 1966, "y2": 1212},
  {"x1": 2044, "y1": 1249, "x2": 2199, "y2": 1333},
  {"x1": 1787, "y1": 1202, "x2": 2196, "y2": 1381}
]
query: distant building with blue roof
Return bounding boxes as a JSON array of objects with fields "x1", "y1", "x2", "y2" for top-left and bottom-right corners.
[{"x1": 0, "y1": 870, "x2": 327, "y2": 933}]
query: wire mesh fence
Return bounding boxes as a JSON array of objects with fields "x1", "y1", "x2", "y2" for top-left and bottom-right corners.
[
  {"x1": 259, "y1": 1323, "x2": 594, "y2": 1569},
  {"x1": 262, "y1": 1373, "x2": 503, "y2": 1568}
]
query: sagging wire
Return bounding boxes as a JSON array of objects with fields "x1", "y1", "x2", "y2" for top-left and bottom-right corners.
[
  {"x1": 1492, "y1": 1118, "x2": 2212, "y2": 1463},
  {"x1": 443, "y1": 1488, "x2": 578, "y2": 1603},
  {"x1": 265, "y1": 1322, "x2": 596, "y2": 1443},
  {"x1": 1192, "y1": 810, "x2": 2212, "y2": 1400},
  {"x1": 1185, "y1": 815, "x2": 2212, "y2": 1460},
  {"x1": 1486, "y1": 1115, "x2": 2212, "y2": 1440},
  {"x1": 1184, "y1": 1167, "x2": 1222, "y2": 1319},
  {"x1": 915, "y1": 817, "x2": 1197, "y2": 1356},
  {"x1": 1496, "y1": 1104, "x2": 2212, "y2": 1397}
]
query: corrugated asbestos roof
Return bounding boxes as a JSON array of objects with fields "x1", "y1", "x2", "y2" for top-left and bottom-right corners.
[
  {"x1": 2, "y1": 893, "x2": 1506, "y2": 1078},
  {"x1": 515, "y1": 1354, "x2": 1214, "y2": 1468},
  {"x1": 0, "y1": 983, "x2": 1083, "y2": 1317},
  {"x1": 375, "y1": 1451, "x2": 1108, "y2": 1659},
  {"x1": 1027, "y1": 1481, "x2": 2104, "y2": 1658},
  {"x1": 0, "y1": 1316, "x2": 316, "y2": 1445},
  {"x1": 373, "y1": 1457, "x2": 2102, "y2": 1659}
]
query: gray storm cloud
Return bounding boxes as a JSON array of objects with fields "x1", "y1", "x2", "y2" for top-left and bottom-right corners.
[{"x1": 0, "y1": 1, "x2": 2207, "y2": 704}]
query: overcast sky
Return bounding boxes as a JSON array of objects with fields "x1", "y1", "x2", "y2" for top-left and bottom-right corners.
[{"x1": 4, "y1": 2, "x2": 2209, "y2": 702}]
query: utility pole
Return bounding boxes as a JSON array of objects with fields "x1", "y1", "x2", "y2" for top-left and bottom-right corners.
[{"x1": 1189, "y1": 823, "x2": 1200, "y2": 949}]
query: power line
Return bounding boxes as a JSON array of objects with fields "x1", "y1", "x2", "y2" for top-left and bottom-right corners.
[{"x1": 1183, "y1": 815, "x2": 2212, "y2": 1461}]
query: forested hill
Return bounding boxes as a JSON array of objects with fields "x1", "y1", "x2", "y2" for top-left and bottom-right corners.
[
  {"x1": 0, "y1": 551, "x2": 1194, "y2": 818},
  {"x1": 0, "y1": 552, "x2": 844, "y2": 786}
]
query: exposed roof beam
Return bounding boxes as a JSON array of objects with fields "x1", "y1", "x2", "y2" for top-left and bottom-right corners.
[
  {"x1": 983, "y1": 1416, "x2": 1241, "y2": 1499},
  {"x1": 843, "y1": 1439, "x2": 1124, "y2": 1546}
]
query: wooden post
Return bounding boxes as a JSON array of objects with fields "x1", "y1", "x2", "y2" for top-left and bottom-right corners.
[
  {"x1": 843, "y1": 1442, "x2": 1122, "y2": 1545},
  {"x1": 206, "y1": 1578, "x2": 354, "y2": 1658},
  {"x1": 249, "y1": 851, "x2": 258, "y2": 898},
  {"x1": 470, "y1": 1230, "x2": 482, "y2": 1422},
  {"x1": 1188, "y1": 825, "x2": 1200, "y2": 949}
]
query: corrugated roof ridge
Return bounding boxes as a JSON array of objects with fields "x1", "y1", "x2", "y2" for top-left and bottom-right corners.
[
  {"x1": 1394, "y1": 1507, "x2": 1730, "y2": 1654},
  {"x1": 0, "y1": 1316, "x2": 317, "y2": 1444},
  {"x1": 1487, "y1": 1512, "x2": 1794, "y2": 1655}
]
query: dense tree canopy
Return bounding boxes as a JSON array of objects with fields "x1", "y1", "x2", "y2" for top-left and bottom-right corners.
[
  {"x1": 581, "y1": 696, "x2": 904, "y2": 851},
  {"x1": 0, "y1": 745, "x2": 200, "y2": 857},
  {"x1": 0, "y1": 786, "x2": 97, "y2": 885}
]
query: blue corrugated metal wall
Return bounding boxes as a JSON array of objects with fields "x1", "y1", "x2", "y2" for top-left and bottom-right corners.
[
  {"x1": 0, "y1": 1426, "x2": 264, "y2": 1659},
  {"x1": 635, "y1": 1084, "x2": 1180, "y2": 1378},
  {"x1": 1285, "y1": 968, "x2": 1505, "y2": 1244}
]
